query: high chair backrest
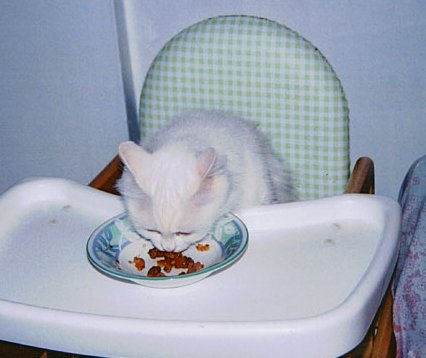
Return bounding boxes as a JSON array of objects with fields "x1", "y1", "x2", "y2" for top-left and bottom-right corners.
[{"x1": 139, "y1": 15, "x2": 349, "y2": 200}]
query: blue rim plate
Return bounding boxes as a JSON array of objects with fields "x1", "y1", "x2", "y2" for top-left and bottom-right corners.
[{"x1": 86, "y1": 213, "x2": 248, "y2": 288}]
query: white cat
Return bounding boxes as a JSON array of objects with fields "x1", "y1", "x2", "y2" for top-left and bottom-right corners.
[{"x1": 118, "y1": 111, "x2": 296, "y2": 252}]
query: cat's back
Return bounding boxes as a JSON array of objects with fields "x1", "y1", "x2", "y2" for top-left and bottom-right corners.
[
  {"x1": 142, "y1": 110, "x2": 296, "y2": 204},
  {"x1": 147, "y1": 111, "x2": 263, "y2": 152}
]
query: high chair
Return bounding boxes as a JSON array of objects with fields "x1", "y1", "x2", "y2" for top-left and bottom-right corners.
[
  {"x1": 89, "y1": 16, "x2": 393, "y2": 357},
  {"x1": 0, "y1": 15, "x2": 395, "y2": 357}
]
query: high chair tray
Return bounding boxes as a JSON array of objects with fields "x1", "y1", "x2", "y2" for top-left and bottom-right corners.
[{"x1": 0, "y1": 178, "x2": 400, "y2": 357}]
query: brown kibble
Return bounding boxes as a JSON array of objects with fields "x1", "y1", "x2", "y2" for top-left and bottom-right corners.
[
  {"x1": 196, "y1": 243, "x2": 210, "y2": 252},
  {"x1": 132, "y1": 257, "x2": 145, "y2": 271},
  {"x1": 174, "y1": 255, "x2": 188, "y2": 269},
  {"x1": 147, "y1": 266, "x2": 165, "y2": 277},
  {"x1": 163, "y1": 251, "x2": 177, "y2": 259},
  {"x1": 143, "y1": 247, "x2": 205, "y2": 277},
  {"x1": 148, "y1": 248, "x2": 159, "y2": 259},
  {"x1": 187, "y1": 261, "x2": 204, "y2": 273},
  {"x1": 195, "y1": 262, "x2": 204, "y2": 270},
  {"x1": 157, "y1": 259, "x2": 167, "y2": 267}
]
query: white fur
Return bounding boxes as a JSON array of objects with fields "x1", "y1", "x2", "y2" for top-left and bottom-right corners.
[{"x1": 118, "y1": 111, "x2": 296, "y2": 251}]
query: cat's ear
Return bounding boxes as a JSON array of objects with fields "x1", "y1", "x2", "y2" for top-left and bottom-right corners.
[
  {"x1": 192, "y1": 148, "x2": 224, "y2": 206},
  {"x1": 197, "y1": 147, "x2": 216, "y2": 178},
  {"x1": 118, "y1": 141, "x2": 151, "y2": 187}
]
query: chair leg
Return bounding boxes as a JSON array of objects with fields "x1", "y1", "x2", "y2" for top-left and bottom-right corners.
[
  {"x1": 342, "y1": 287, "x2": 396, "y2": 358},
  {"x1": 371, "y1": 288, "x2": 396, "y2": 358}
]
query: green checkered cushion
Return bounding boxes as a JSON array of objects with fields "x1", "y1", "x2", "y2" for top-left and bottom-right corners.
[{"x1": 140, "y1": 15, "x2": 349, "y2": 200}]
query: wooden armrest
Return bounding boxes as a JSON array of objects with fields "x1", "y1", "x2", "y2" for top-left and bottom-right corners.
[
  {"x1": 89, "y1": 154, "x2": 122, "y2": 195},
  {"x1": 346, "y1": 157, "x2": 375, "y2": 194}
]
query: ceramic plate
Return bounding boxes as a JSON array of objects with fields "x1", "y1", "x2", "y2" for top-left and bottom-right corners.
[{"x1": 87, "y1": 213, "x2": 248, "y2": 288}]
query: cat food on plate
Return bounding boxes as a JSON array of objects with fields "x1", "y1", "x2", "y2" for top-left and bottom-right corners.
[
  {"x1": 130, "y1": 256, "x2": 145, "y2": 271},
  {"x1": 147, "y1": 266, "x2": 165, "y2": 277},
  {"x1": 196, "y1": 243, "x2": 210, "y2": 251},
  {"x1": 142, "y1": 248, "x2": 205, "y2": 276}
]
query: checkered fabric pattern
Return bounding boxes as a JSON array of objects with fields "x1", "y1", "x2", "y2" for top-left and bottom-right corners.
[{"x1": 139, "y1": 15, "x2": 349, "y2": 200}]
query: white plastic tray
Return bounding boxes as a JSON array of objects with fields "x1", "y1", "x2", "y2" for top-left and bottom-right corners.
[{"x1": 0, "y1": 178, "x2": 400, "y2": 357}]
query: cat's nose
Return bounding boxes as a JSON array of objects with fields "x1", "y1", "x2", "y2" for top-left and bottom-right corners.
[{"x1": 161, "y1": 238, "x2": 176, "y2": 252}]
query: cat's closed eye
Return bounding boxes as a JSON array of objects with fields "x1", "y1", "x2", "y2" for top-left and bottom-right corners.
[
  {"x1": 175, "y1": 232, "x2": 193, "y2": 237},
  {"x1": 146, "y1": 229, "x2": 161, "y2": 235}
]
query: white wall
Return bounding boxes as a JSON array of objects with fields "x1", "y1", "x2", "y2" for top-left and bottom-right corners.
[
  {"x1": 0, "y1": 0, "x2": 128, "y2": 193},
  {"x1": 119, "y1": 0, "x2": 426, "y2": 199}
]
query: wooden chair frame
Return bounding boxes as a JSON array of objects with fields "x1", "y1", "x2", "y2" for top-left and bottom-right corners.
[
  {"x1": 1, "y1": 156, "x2": 396, "y2": 357},
  {"x1": 89, "y1": 154, "x2": 377, "y2": 197}
]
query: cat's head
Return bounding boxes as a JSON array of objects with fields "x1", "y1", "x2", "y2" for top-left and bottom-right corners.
[{"x1": 117, "y1": 141, "x2": 229, "y2": 252}]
